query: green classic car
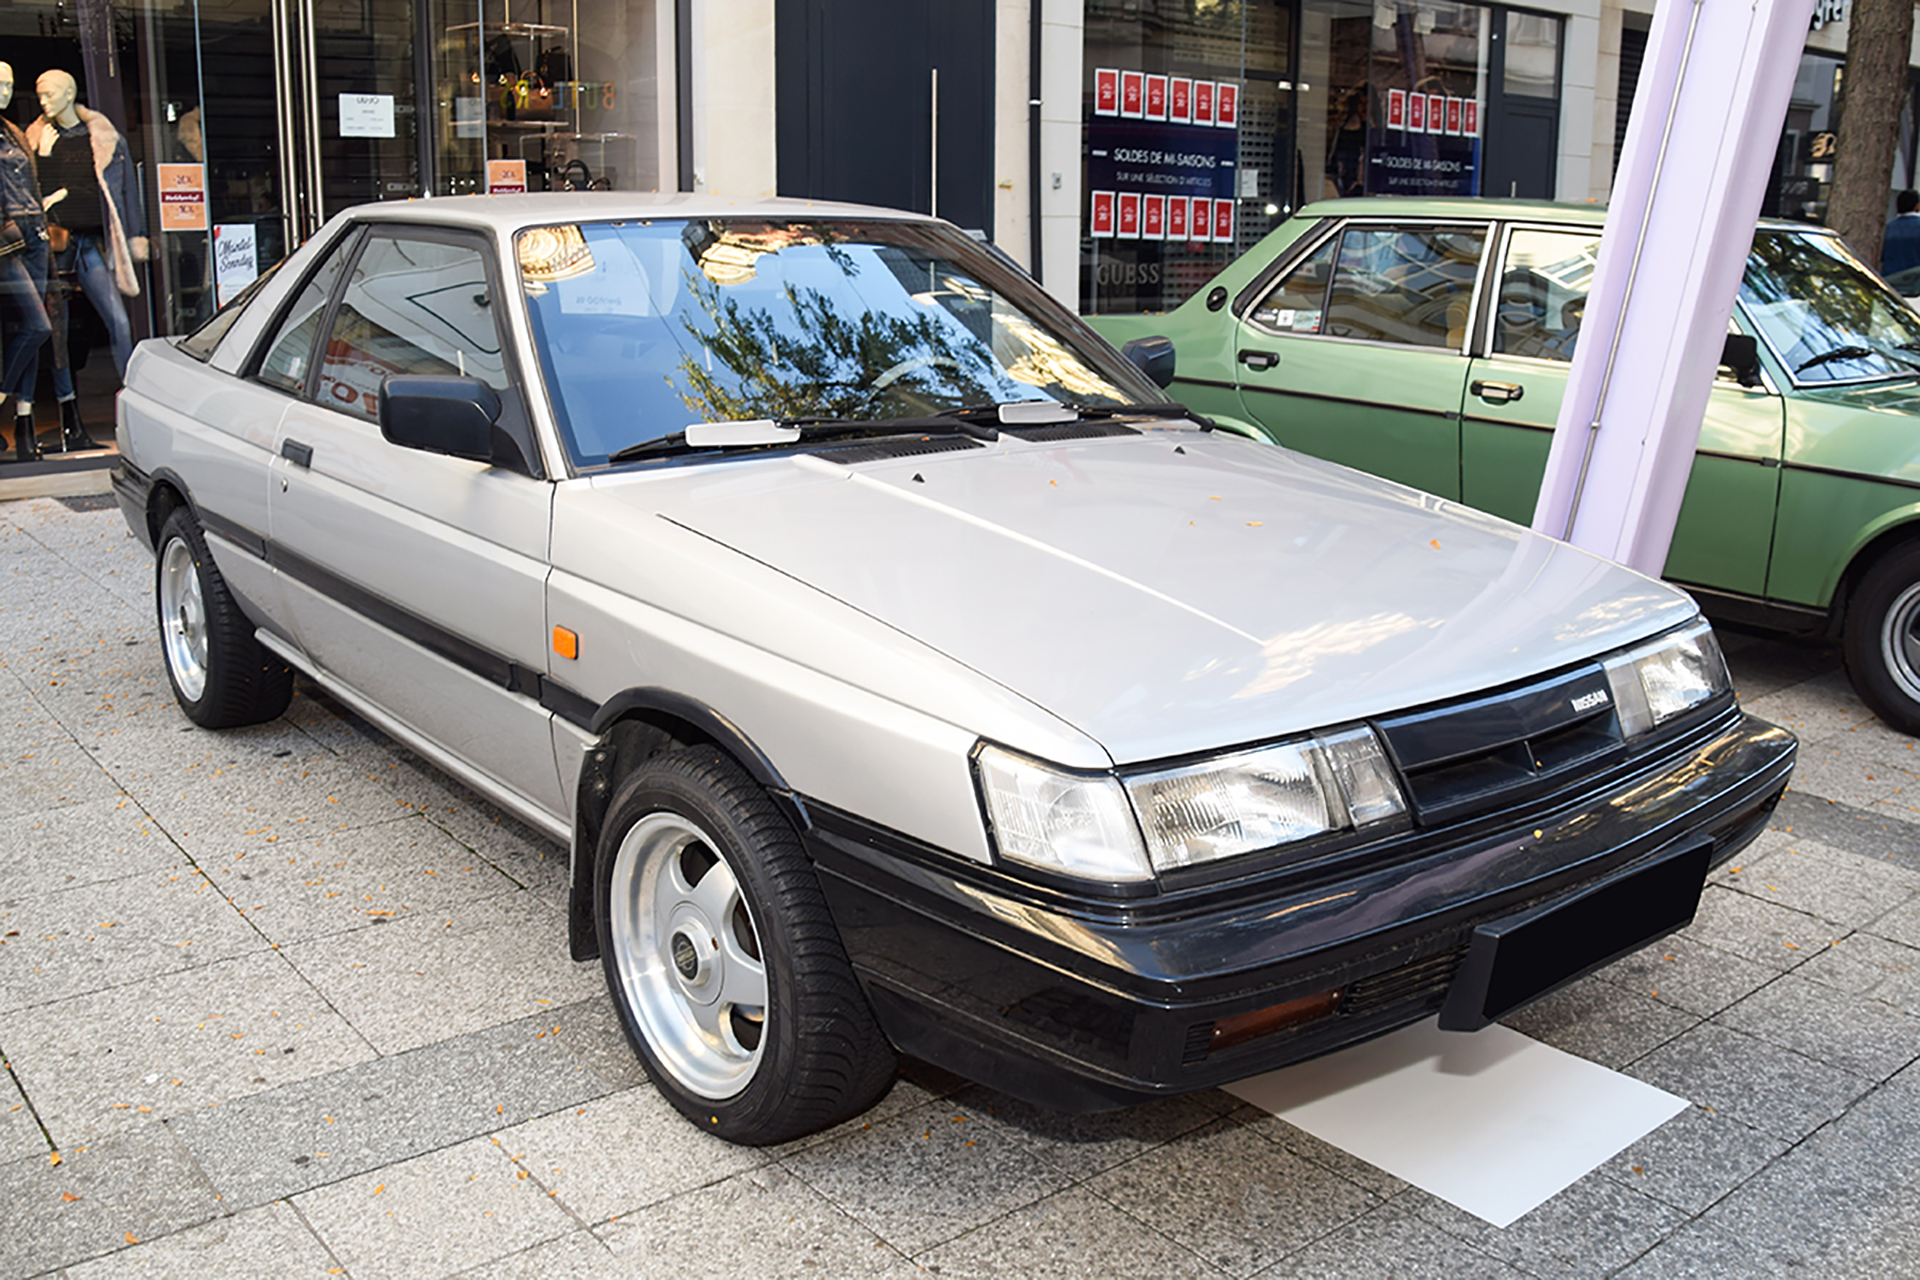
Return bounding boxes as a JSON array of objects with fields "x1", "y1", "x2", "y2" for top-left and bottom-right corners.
[{"x1": 1089, "y1": 196, "x2": 1920, "y2": 735}]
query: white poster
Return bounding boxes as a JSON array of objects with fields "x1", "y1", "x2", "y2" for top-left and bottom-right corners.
[
  {"x1": 213, "y1": 223, "x2": 259, "y2": 308},
  {"x1": 339, "y1": 93, "x2": 396, "y2": 138}
]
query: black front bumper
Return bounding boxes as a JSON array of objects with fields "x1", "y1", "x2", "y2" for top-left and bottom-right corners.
[{"x1": 802, "y1": 710, "x2": 1794, "y2": 1112}]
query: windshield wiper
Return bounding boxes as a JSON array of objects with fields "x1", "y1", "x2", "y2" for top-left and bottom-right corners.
[
  {"x1": 607, "y1": 416, "x2": 990, "y2": 464},
  {"x1": 1796, "y1": 345, "x2": 1878, "y2": 373}
]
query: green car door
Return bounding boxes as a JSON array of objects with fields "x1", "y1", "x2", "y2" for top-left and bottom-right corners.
[
  {"x1": 1233, "y1": 221, "x2": 1482, "y2": 500},
  {"x1": 1458, "y1": 223, "x2": 1785, "y2": 596}
]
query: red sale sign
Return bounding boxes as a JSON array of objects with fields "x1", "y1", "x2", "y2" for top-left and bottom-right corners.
[
  {"x1": 1090, "y1": 191, "x2": 1115, "y2": 237},
  {"x1": 1462, "y1": 99, "x2": 1479, "y2": 136},
  {"x1": 1167, "y1": 195, "x2": 1188, "y2": 240},
  {"x1": 1216, "y1": 82, "x2": 1238, "y2": 128},
  {"x1": 1428, "y1": 94, "x2": 1446, "y2": 134},
  {"x1": 1121, "y1": 71, "x2": 1144, "y2": 118},
  {"x1": 1117, "y1": 192, "x2": 1141, "y2": 238},
  {"x1": 1169, "y1": 77, "x2": 1192, "y2": 124},
  {"x1": 1193, "y1": 80, "x2": 1214, "y2": 126},
  {"x1": 1408, "y1": 93, "x2": 1426, "y2": 131},
  {"x1": 1145, "y1": 74, "x2": 1167, "y2": 120},
  {"x1": 1446, "y1": 97, "x2": 1463, "y2": 135},
  {"x1": 1213, "y1": 198, "x2": 1233, "y2": 242},
  {"x1": 1387, "y1": 89, "x2": 1406, "y2": 130},
  {"x1": 1143, "y1": 194, "x2": 1165, "y2": 239},
  {"x1": 1095, "y1": 68, "x2": 1118, "y2": 116}
]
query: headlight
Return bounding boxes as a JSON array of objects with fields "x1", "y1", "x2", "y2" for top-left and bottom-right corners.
[
  {"x1": 1123, "y1": 726, "x2": 1406, "y2": 873},
  {"x1": 1602, "y1": 618, "x2": 1732, "y2": 738},
  {"x1": 974, "y1": 745, "x2": 1153, "y2": 882}
]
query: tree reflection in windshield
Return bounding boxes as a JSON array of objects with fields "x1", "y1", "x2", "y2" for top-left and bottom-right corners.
[
  {"x1": 1741, "y1": 232, "x2": 1920, "y2": 383},
  {"x1": 519, "y1": 218, "x2": 1139, "y2": 465}
]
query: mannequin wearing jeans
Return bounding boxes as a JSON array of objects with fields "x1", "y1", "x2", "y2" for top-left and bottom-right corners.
[
  {"x1": 29, "y1": 69, "x2": 144, "y2": 448},
  {"x1": 0, "y1": 61, "x2": 53, "y2": 461}
]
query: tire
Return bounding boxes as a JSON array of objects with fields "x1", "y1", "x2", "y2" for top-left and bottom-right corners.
[
  {"x1": 155, "y1": 508, "x2": 294, "y2": 729},
  {"x1": 1843, "y1": 541, "x2": 1920, "y2": 736},
  {"x1": 595, "y1": 746, "x2": 896, "y2": 1144}
]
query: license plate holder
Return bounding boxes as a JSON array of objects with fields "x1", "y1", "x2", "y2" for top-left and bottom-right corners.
[{"x1": 1437, "y1": 836, "x2": 1711, "y2": 1032}]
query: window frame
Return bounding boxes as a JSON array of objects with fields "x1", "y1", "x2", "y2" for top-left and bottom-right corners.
[
  {"x1": 243, "y1": 225, "x2": 368, "y2": 395},
  {"x1": 1478, "y1": 219, "x2": 1601, "y2": 368},
  {"x1": 1245, "y1": 217, "x2": 1492, "y2": 356}
]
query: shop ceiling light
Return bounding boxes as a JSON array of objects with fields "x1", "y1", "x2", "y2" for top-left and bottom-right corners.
[{"x1": 517, "y1": 225, "x2": 596, "y2": 285}]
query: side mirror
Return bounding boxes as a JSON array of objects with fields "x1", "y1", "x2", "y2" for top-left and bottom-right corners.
[
  {"x1": 380, "y1": 375, "x2": 501, "y2": 462},
  {"x1": 1719, "y1": 333, "x2": 1763, "y2": 388},
  {"x1": 1121, "y1": 334, "x2": 1177, "y2": 389}
]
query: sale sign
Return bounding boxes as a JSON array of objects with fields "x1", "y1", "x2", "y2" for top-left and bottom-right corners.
[
  {"x1": 1095, "y1": 68, "x2": 1119, "y2": 115},
  {"x1": 1143, "y1": 194, "x2": 1165, "y2": 239},
  {"x1": 486, "y1": 158, "x2": 527, "y2": 194},
  {"x1": 1167, "y1": 195, "x2": 1189, "y2": 240},
  {"x1": 1193, "y1": 80, "x2": 1214, "y2": 126},
  {"x1": 157, "y1": 163, "x2": 208, "y2": 232},
  {"x1": 1445, "y1": 98, "x2": 1463, "y2": 136},
  {"x1": 1462, "y1": 99, "x2": 1480, "y2": 136},
  {"x1": 1145, "y1": 74, "x2": 1167, "y2": 121},
  {"x1": 1121, "y1": 71, "x2": 1144, "y2": 118},
  {"x1": 1169, "y1": 77, "x2": 1192, "y2": 124},
  {"x1": 1428, "y1": 94, "x2": 1446, "y2": 134},
  {"x1": 1408, "y1": 93, "x2": 1426, "y2": 131},
  {"x1": 1212, "y1": 198, "x2": 1234, "y2": 243},
  {"x1": 1216, "y1": 82, "x2": 1238, "y2": 128},
  {"x1": 1117, "y1": 192, "x2": 1141, "y2": 238},
  {"x1": 1387, "y1": 89, "x2": 1407, "y2": 130},
  {"x1": 1090, "y1": 191, "x2": 1115, "y2": 237}
]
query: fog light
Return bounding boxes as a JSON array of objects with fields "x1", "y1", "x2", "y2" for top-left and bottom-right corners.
[{"x1": 1209, "y1": 988, "x2": 1343, "y2": 1052}]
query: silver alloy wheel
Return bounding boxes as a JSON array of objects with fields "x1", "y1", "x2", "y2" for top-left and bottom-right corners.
[
  {"x1": 1881, "y1": 581, "x2": 1920, "y2": 703},
  {"x1": 159, "y1": 536, "x2": 209, "y2": 703},
  {"x1": 609, "y1": 811, "x2": 768, "y2": 1099}
]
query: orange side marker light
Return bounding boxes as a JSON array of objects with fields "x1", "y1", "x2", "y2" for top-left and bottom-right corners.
[{"x1": 553, "y1": 626, "x2": 579, "y2": 660}]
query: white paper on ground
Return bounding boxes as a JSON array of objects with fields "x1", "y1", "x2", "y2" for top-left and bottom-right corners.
[{"x1": 1224, "y1": 1017, "x2": 1689, "y2": 1228}]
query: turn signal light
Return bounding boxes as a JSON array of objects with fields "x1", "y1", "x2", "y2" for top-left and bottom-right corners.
[
  {"x1": 552, "y1": 626, "x2": 579, "y2": 660},
  {"x1": 1209, "y1": 988, "x2": 1342, "y2": 1052}
]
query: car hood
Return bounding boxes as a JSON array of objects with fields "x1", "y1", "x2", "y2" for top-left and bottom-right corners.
[{"x1": 605, "y1": 429, "x2": 1695, "y2": 764}]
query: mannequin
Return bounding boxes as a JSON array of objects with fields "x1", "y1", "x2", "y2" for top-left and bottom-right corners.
[
  {"x1": 0, "y1": 61, "x2": 53, "y2": 461},
  {"x1": 29, "y1": 68, "x2": 145, "y2": 447}
]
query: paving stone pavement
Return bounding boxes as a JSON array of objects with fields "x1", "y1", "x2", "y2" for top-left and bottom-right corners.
[{"x1": 3, "y1": 495, "x2": 1917, "y2": 1278}]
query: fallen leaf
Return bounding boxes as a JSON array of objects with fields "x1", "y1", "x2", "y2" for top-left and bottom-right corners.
[
  {"x1": 48, "y1": 1153, "x2": 61, "y2": 1167},
  {"x1": 61, "y1": 1192, "x2": 80, "y2": 1202},
  {"x1": 125, "y1": 1232, "x2": 139, "y2": 1245}
]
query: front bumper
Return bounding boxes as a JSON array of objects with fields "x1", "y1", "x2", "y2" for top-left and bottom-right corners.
[{"x1": 803, "y1": 709, "x2": 1794, "y2": 1112}]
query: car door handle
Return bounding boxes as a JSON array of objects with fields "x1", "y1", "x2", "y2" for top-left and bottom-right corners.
[
  {"x1": 280, "y1": 439, "x2": 313, "y2": 468},
  {"x1": 1238, "y1": 349, "x2": 1280, "y2": 371},
  {"x1": 1470, "y1": 380, "x2": 1525, "y2": 404}
]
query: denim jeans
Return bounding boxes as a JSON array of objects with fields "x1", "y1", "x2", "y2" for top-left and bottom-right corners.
[
  {"x1": 49, "y1": 233, "x2": 133, "y2": 399},
  {"x1": 0, "y1": 223, "x2": 51, "y2": 401}
]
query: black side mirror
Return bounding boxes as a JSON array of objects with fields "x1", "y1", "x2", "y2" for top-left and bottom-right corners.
[
  {"x1": 1121, "y1": 334, "x2": 1177, "y2": 389},
  {"x1": 1720, "y1": 333, "x2": 1763, "y2": 388},
  {"x1": 380, "y1": 375, "x2": 502, "y2": 462}
]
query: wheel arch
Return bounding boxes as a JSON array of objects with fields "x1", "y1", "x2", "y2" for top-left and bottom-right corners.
[
  {"x1": 567, "y1": 688, "x2": 798, "y2": 962},
  {"x1": 144, "y1": 469, "x2": 196, "y2": 549},
  {"x1": 1827, "y1": 507, "x2": 1920, "y2": 636}
]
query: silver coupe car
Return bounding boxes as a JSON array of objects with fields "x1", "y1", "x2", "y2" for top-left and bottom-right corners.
[{"x1": 114, "y1": 194, "x2": 1795, "y2": 1145}]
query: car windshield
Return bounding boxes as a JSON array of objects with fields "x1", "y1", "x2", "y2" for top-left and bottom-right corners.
[
  {"x1": 516, "y1": 218, "x2": 1150, "y2": 465},
  {"x1": 1740, "y1": 230, "x2": 1920, "y2": 384}
]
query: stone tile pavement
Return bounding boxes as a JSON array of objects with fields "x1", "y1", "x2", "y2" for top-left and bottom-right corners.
[{"x1": 3, "y1": 494, "x2": 1919, "y2": 1278}]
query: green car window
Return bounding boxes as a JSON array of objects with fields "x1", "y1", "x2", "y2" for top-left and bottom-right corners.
[
  {"x1": 1324, "y1": 226, "x2": 1486, "y2": 349},
  {"x1": 1741, "y1": 231, "x2": 1920, "y2": 384},
  {"x1": 1493, "y1": 228, "x2": 1598, "y2": 362},
  {"x1": 1250, "y1": 235, "x2": 1337, "y2": 334}
]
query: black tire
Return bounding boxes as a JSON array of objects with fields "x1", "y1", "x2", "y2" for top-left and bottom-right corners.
[
  {"x1": 154, "y1": 508, "x2": 294, "y2": 729},
  {"x1": 594, "y1": 746, "x2": 896, "y2": 1144},
  {"x1": 1843, "y1": 541, "x2": 1920, "y2": 736}
]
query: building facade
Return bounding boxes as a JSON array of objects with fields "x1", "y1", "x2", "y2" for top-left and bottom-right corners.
[{"x1": 1, "y1": 0, "x2": 1914, "y2": 341}]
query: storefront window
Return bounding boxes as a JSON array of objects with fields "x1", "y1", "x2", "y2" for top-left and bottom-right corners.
[
  {"x1": 1081, "y1": 0, "x2": 1294, "y2": 314},
  {"x1": 431, "y1": 0, "x2": 664, "y2": 197},
  {"x1": 1300, "y1": 0, "x2": 1492, "y2": 202}
]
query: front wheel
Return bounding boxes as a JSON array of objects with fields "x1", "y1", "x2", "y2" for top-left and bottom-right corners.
[
  {"x1": 595, "y1": 747, "x2": 896, "y2": 1144},
  {"x1": 1843, "y1": 541, "x2": 1920, "y2": 736},
  {"x1": 155, "y1": 509, "x2": 293, "y2": 728}
]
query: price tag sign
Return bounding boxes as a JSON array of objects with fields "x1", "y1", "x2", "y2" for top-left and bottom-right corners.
[
  {"x1": 157, "y1": 164, "x2": 208, "y2": 232},
  {"x1": 487, "y1": 159, "x2": 528, "y2": 194}
]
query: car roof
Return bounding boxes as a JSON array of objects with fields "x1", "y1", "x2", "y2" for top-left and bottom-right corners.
[
  {"x1": 333, "y1": 191, "x2": 939, "y2": 237},
  {"x1": 1291, "y1": 195, "x2": 1814, "y2": 235}
]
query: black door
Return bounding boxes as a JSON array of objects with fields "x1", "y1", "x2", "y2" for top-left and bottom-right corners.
[
  {"x1": 1481, "y1": 9, "x2": 1561, "y2": 199},
  {"x1": 775, "y1": 0, "x2": 994, "y2": 232}
]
